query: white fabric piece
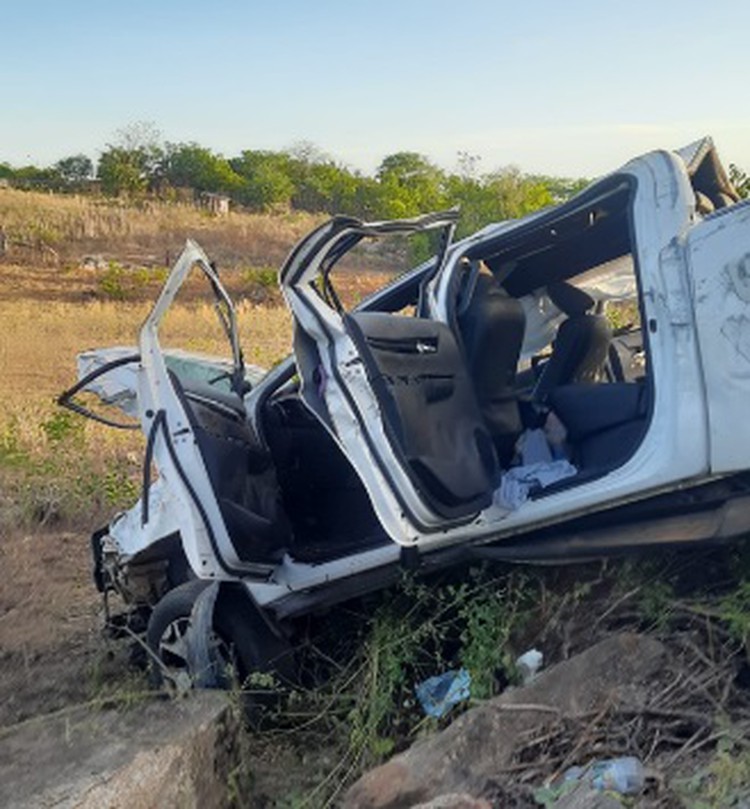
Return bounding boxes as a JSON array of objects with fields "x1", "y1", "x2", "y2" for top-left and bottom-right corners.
[
  {"x1": 494, "y1": 460, "x2": 578, "y2": 510},
  {"x1": 518, "y1": 428, "x2": 553, "y2": 465}
]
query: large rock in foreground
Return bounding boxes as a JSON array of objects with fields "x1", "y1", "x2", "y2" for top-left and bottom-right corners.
[
  {"x1": 0, "y1": 691, "x2": 238, "y2": 809},
  {"x1": 343, "y1": 632, "x2": 666, "y2": 809}
]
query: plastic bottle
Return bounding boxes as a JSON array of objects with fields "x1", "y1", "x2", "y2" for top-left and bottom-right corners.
[
  {"x1": 515, "y1": 648, "x2": 543, "y2": 684},
  {"x1": 564, "y1": 757, "x2": 645, "y2": 795}
]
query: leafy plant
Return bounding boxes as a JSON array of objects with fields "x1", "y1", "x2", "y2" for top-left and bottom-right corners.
[
  {"x1": 99, "y1": 261, "x2": 127, "y2": 300},
  {"x1": 637, "y1": 579, "x2": 675, "y2": 631},
  {"x1": 102, "y1": 466, "x2": 139, "y2": 506},
  {"x1": 348, "y1": 606, "x2": 419, "y2": 763},
  {"x1": 42, "y1": 409, "x2": 84, "y2": 444},
  {"x1": 0, "y1": 416, "x2": 26, "y2": 466},
  {"x1": 719, "y1": 580, "x2": 750, "y2": 657},
  {"x1": 456, "y1": 572, "x2": 529, "y2": 698},
  {"x1": 242, "y1": 265, "x2": 278, "y2": 289},
  {"x1": 675, "y1": 741, "x2": 750, "y2": 808}
]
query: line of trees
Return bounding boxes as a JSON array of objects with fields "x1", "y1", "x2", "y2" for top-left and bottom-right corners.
[
  {"x1": 5, "y1": 125, "x2": 748, "y2": 239},
  {"x1": 0, "y1": 123, "x2": 599, "y2": 236}
]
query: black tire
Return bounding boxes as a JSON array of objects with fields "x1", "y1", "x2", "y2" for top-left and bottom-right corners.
[
  {"x1": 213, "y1": 584, "x2": 296, "y2": 688},
  {"x1": 146, "y1": 580, "x2": 295, "y2": 709},
  {"x1": 146, "y1": 579, "x2": 212, "y2": 688}
]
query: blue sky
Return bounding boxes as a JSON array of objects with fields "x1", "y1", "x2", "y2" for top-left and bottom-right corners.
[{"x1": 2, "y1": 0, "x2": 748, "y2": 178}]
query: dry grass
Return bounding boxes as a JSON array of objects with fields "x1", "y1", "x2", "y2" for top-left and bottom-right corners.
[
  {"x1": 0, "y1": 295, "x2": 293, "y2": 532},
  {"x1": 0, "y1": 186, "x2": 322, "y2": 269},
  {"x1": 0, "y1": 187, "x2": 400, "y2": 275},
  {"x1": 0, "y1": 188, "x2": 402, "y2": 532},
  {"x1": 1, "y1": 298, "x2": 293, "y2": 406}
]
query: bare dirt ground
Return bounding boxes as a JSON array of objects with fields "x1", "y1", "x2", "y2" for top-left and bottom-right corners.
[{"x1": 0, "y1": 528, "x2": 103, "y2": 727}]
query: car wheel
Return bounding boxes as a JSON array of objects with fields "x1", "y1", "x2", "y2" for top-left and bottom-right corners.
[
  {"x1": 146, "y1": 581, "x2": 295, "y2": 707},
  {"x1": 146, "y1": 579, "x2": 214, "y2": 690}
]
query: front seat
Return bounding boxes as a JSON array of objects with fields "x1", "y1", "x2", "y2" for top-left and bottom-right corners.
[
  {"x1": 457, "y1": 272, "x2": 526, "y2": 468},
  {"x1": 532, "y1": 281, "x2": 611, "y2": 404}
]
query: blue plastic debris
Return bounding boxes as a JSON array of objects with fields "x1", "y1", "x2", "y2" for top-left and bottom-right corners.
[
  {"x1": 415, "y1": 668, "x2": 471, "y2": 718},
  {"x1": 560, "y1": 756, "x2": 645, "y2": 794}
]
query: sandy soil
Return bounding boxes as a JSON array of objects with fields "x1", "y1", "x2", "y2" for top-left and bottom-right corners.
[{"x1": 0, "y1": 528, "x2": 105, "y2": 727}]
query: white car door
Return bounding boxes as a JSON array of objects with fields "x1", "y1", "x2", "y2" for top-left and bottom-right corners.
[
  {"x1": 137, "y1": 241, "x2": 278, "y2": 578},
  {"x1": 688, "y1": 200, "x2": 750, "y2": 473},
  {"x1": 280, "y1": 213, "x2": 499, "y2": 546}
]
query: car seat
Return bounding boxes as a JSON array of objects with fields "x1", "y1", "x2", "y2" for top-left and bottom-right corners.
[
  {"x1": 457, "y1": 272, "x2": 526, "y2": 468},
  {"x1": 532, "y1": 281, "x2": 611, "y2": 404}
]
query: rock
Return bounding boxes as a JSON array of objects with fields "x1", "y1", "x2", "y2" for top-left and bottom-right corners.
[
  {"x1": 342, "y1": 633, "x2": 665, "y2": 809},
  {"x1": 411, "y1": 794, "x2": 492, "y2": 809},
  {"x1": 554, "y1": 782, "x2": 623, "y2": 808},
  {"x1": 81, "y1": 255, "x2": 107, "y2": 271},
  {"x1": 0, "y1": 691, "x2": 241, "y2": 809}
]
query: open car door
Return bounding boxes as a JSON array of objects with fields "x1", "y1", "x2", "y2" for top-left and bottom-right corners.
[
  {"x1": 136, "y1": 241, "x2": 283, "y2": 579},
  {"x1": 280, "y1": 213, "x2": 499, "y2": 546}
]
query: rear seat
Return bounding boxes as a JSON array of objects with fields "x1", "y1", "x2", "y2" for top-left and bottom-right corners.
[
  {"x1": 533, "y1": 282, "x2": 611, "y2": 404},
  {"x1": 549, "y1": 381, "x2": 649, "y2": 472}
]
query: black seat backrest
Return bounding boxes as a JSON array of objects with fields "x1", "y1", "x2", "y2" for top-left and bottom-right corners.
[
  {"x1": 168, "y1": 372, "x2": 289, "y2": 563},
  {"x1": 457, "y1": 273, "x2": 526, "y2": 468},
  {"x1": 533, "y1": 281, "x2": 611, "y2": 404},
  {"x1": 345, "y1": 311, "x2": 498, "y2": 521}
]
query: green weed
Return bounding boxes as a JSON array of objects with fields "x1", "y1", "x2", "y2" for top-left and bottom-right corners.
[
  {"x1": 102, "y1": 466, "x2": 139, "y2": 506},
  {"x1": 98, "y1": 261, "x2": 167, "y2": 300},
  {"x1": 0, "y1": 416, "x2": 27, "y2": 466},
  {"x1": 263, "y1": 569, "x2": 539, "y2": 806},
  {"x1": 99, "y1": 261, "x2": 128, "y2": 300},
  {"x1": 719, "y1": 580, "x2": 750, "y2": 657},
  {"x1": 675, "y1": 739, "x2": 750, "y2": 808},
  {"x1": 241, "y1": 265, "x2": 278, "y2": 289},
  {"x1": 637, "y1": 579, "x2": 675, "y2": 631},
  {"x1": 457, "y1": 572, "x2": 529, "y2": 697},
  {"x1": 0, "y1": 408, "x2": 140, "y2": 530},
  {"x1": 41, "y1": 409, "x2": 84, "y2": 444}
]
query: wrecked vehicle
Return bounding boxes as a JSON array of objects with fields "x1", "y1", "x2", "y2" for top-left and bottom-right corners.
[{"x1": 61, "y1": 137, "x2": 750, "y2": 685}]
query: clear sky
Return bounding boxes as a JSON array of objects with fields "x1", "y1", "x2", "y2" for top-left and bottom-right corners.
[{"x1": 2, "y1": 0, "x2": 748, "y2": 179}]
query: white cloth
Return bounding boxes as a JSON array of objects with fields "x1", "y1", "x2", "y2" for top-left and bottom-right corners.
[
  {"x1": 517, "y1": 428, "x2": 553, "y2": 465},
  {"x1": 494, "y1": 459, "x2": 577, "y2": 510}
]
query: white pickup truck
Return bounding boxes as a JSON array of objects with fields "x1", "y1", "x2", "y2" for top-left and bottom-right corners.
[{"x1": 61, "y1": 137, "x2": 750, "y2": 686}]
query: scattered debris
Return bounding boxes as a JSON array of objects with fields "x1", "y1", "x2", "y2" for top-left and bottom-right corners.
[
  {"x1": 411, "y1": 794, "x2": 492, "y2": 809},
  {"x1": 342, "y1": 633, "x2": 666, "y2": 809},
  {"x1": 515, "y1": 649, "x2": 544, "y2": 684},
  {"x1": 575, "y1": 756, "x2": 644, "y2": 794},
  {"x1": 416, "y1": 669, "x2": 472, "y2": 718}
]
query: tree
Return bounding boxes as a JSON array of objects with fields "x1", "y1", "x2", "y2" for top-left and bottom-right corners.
[
  {"x1": 97, "y1": 122, "x2": 165, "y2": 197},
  {"x1": 98, "y1": 122, "x2": 166, "y2": 196},
  {"x1": 114, "y1": 121, "x2": 162, "y2": 157},
  {"x1": 163, "y1": 143, "x2": 244, "y2": 194},
  {"x1": 10, "y1": 164, "x2": 62, "y2": 191},
  {"x1": 55, "y1": 154, "x2": 93, "y2": 188},
  {"x1": 230, "y1": 150, "x2": 295, "y2": 211},
  {"x1": 289, "y1": 159, "x2": 361, "y2": 214},
  {"x1": 483, "y1": 167, "x2": 554, "y2": 219},
  {"x1": 376, "y1": 152, "x2": 447, "y2": 218},
  {"x1": 97, "y1": 147, "x2": 150, "y2": 196},
  {"x1": 528, "y1": 174, "x2": 589, "y2": 204},
  {"x1": 286, "y1": 140, "x2": 330, "y2": 165}
]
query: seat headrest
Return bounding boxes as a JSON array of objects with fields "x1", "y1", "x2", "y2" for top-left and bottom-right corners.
[{"x1": 547, "y1": 281, "x2": 595, "y2": 316}]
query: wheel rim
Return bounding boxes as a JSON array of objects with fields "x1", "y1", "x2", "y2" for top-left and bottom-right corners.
[
  {"x1": 158, "y1": 617, "x2": 192, "y2": 669},
  {"x1": 156, "y1": 617, "x2": 234, "y2": 689}
]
